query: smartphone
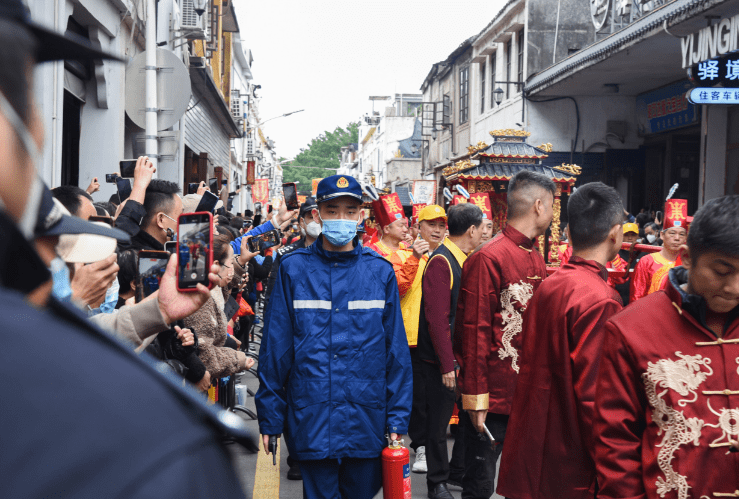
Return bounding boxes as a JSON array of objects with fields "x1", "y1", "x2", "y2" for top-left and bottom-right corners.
[
  {"x1": 116, "y1": 177, "x2": 132, "y2": 202},
  {"x1": 164, "y1": 241, "x2": 177, "y2": 254},
  {"x1": 194, "y1": 190, "x2": 219, "y2": 213},
  {"x1": 177, "y1": 212, "x2": 214, "y2": 292},
  {"x1": 119, "y1": 160, "x2": 137, "y2": 178},
  {"x1": 243, "y1": 220, "x2": 253, "y2": 229},
  {"x1": 188, "y1": 183, "x2": 199, "y2": 195},
  {"x1": 247, "y1": 229, "x2": 281, "y2": 253},
  {"x1": 208, "y1": 177, "x2": 219, "y2": 193},
  {"x1": 282, "y1": 182, "x2": 299, "y2": 210},
  {"x1": 137, "y1": 250, "x2": 170, "y2": 301},
  {"x1": 105, "y1": 173, "x2": 118, "y2": 183}
]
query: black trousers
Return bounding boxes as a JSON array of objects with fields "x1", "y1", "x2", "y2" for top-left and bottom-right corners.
[
  {"x1": 408, "y1": 347, "x2": 427, "y2": 451},
  {"x1": 420, "y1": 360, "x2": 456, "y2": 489},
  {"x1": 449, "y1": 409, "x2": 465, "y2": 480},
  {"x1": 461, "y1": 411, "x2": 508, "y2": 499}
]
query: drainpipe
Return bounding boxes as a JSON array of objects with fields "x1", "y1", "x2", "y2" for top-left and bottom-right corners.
[{"x1": 145, "y1": 0, "x2": 158, "y2": 168}]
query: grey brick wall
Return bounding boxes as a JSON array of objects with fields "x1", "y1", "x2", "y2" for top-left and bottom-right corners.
[{"x1": 184, "y1": 91, "x2": 230, "y2": 177}]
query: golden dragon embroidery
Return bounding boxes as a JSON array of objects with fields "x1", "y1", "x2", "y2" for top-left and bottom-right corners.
[
  {"x1": 642, "y1": 352, "x2": 712, "y2": 499},
  {"x1": 498, "y1": 280, "x2": 534, "y2": 373}
]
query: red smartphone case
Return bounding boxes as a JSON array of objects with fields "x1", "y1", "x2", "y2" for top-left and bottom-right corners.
[{"x1": 176, "y1": 211, "x2": 214, "y2": 293}]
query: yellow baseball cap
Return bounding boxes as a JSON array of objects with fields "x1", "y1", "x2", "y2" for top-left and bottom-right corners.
[
  {"x1": 418, "y1": 205, "x2": 447, "y2": 222},
  {"x1": 623, "y1": 222, "x2": 639, "y2": 234}
]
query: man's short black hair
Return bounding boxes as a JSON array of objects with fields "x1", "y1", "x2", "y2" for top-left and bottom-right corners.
[
  {"x1": 51, "y1": 186, "x2": 93, "y2": 217},
  {"x1": 635, "y1": 212, "x2": 650, "y2": 228},
  {"x1": 448, "y1": 203, "x2": 483, "y2": 237},
  {"x1": 507, "y1": 171, "x2": 556, "y2": 219},
  {"x1": 230, "y1": 216, "x2": 245, "y2": 230},
  {"x1": 117, "y1": 250, "x2": 138, "y2": 295},
  {"x1": 0, "y1": 20, "x2": 36, "y2": 128},
  {"x1": 245, "y1": 209, "x2": 253, "y2": 217},
  {"x1": 141, "y1": 179, "x2": 180, "y2": 228},
  {"x1": 108, "y1": 193, "x2": 120, "y2": 206},
  {"x1": 567, "y1": 182, "x2": 624, "y2": 251},
  {"x1": 94, "y1": 201, "x2": 117, "y2": 218},
  {"x1": 688, "y1": 195, "x2": 739, "y2": 261}
]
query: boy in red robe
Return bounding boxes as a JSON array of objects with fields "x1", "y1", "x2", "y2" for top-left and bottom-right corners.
[
  {"x1": 497, "y1": 182, "x2": 625, "y2": 499},
  {"x1": 594, "y1": 195, "x2": 739, "y2": 499},
  {"x1": 454, "y1": 170, "x2": 555, "y2": 498}
]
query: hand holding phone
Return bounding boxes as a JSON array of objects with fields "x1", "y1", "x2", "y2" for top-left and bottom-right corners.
[
  {"x1": 282, "y1": 182, "x2": 299, "y2": 210},
  {"x1": 247, "y1": 229, "x2": 281, "y2": 253},
  {"x1": 105, "y1": 173, "x2": 118, "y2": 183},
  {"x1": 176, "y1": 212, "x2": 214, "y2": 292}
]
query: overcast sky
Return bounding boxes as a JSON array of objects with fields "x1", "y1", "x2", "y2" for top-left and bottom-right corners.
[{"x1": 234, "y1": 0, "x2": 508, "y2": 160}]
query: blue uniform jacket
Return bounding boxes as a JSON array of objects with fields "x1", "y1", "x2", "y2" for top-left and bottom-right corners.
[{"x1": 255, "y1": 236, "x2": 412, "y2": 460}]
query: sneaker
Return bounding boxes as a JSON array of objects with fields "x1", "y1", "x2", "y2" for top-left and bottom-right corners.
[{"x1": 412, "y1": 446, "x2": 428, "y2": 473}]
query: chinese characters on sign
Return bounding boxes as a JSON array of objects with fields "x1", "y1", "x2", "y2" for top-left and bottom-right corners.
[
  {"x1": 687, "y1": 87, "x2": 739, "y2": 105},
  {"x1": 252, "y1": 179, "x2": 269, "y2": 206},
  {"x1": 636, "y1": 81, "x2": 697, "y2": 135},
  {"x1": 691, "y1": 53, "x2": 739, "y2": 87},
  {"x1": 412, "y1": 180, "x2": 437, "y2": 205}
]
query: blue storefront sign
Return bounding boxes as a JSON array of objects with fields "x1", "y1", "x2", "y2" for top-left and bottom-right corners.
[{"x1": 636, "y1": 80, "x2": 698, "y2": 135}]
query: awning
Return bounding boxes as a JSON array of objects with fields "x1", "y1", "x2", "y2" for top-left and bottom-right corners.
[
  {"x1": 526, "y1": 0, "x2": 739, "y2": 97},
  {"x1": 189, "y1": 65, "x2": 242, "y2": 138},
  {"x1": 361, "y1": 127, "x2": 376, "y2": 145}
]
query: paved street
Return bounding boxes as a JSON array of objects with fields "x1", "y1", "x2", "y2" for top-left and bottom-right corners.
[{"x1": 227, "y1": 359, "x2": 502, "y2": 499}]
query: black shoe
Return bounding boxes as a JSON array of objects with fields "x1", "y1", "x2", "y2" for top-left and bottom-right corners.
[
  {"x1": 287, "y1": 462, "x2": 302, "y2": 480},
  {"x1": 427, "y1": 483, "x2": 454, "y2": 499},
  {"x1": 447, "y1": 474, "x2": 463, "y2": 488}
]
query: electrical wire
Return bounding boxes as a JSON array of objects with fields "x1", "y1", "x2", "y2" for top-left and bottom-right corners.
[{"x1": 527, "y1": 96, "x2": 580, "y2": 159}]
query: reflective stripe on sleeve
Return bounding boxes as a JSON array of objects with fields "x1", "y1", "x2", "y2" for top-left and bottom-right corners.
[
  {"x1": 293, "y1": 300, "x2": 332, "y2": 309},
  {"x1": 347, "y1": 300, "x2": 386, "y2": 310}
]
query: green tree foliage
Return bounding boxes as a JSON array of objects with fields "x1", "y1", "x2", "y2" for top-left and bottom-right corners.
[{"x1": 283, "y1": 122, "x2": 359, "y2": 193}]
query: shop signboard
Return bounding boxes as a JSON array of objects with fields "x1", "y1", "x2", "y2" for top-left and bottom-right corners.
[
  {"x1": 689, "y1": 52, "x2": 739, "y2": 88},
  {"x1": 687, "y1": 87, "x2": 739, "y2": 105},
  {"x1": 681, "y1": 13, "x2": 739, "y2": 68},
  {"x1": 636, "y1": 81, "x2": 697, "y2": 135}
]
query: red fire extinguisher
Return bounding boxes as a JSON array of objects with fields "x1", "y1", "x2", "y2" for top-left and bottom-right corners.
[{"x1": 382, "y1": 438, "x2": 411, "y2": 499}]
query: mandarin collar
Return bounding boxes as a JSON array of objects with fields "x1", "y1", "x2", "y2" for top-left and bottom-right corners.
[
  {"x1": 567, "y1": 255, "x2": 609, "y2": 281},
  {"x1": 503, "y1": 224, "x2": 536, "y2": 249}
]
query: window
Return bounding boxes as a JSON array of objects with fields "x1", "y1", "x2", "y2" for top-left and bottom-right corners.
[
  {"x1": 442, "y1": 94, "x2": 452, "y2": 125},
  {"x1": 490, "y1": 52, "x2": 497, "y2": 107},
  {"x1": 230, "y1": 89, "x2": 241, "y2": 119},
  {"x1": 480, "y1": 62, "x2": 486, "y2": 113},
  {"x1": 517, "y1": 29, "x2": 525, "y2": 89},
  {"x1": 506, "y1": 38, "x2": 512, "y2": 99},
  {"x1": 459, "y1": 66, "x2": 469, "y2": 124}
]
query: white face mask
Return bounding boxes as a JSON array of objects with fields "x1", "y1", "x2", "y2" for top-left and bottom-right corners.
[
  {"x1": 0, "y1": 92, "x2": 43, "y2": 240},
  {"x1": 646, "y1": 233, "x2": 657, "y2": 243},
  {"x1": 305, "y1": 220, "x2": 322, "y2": 238}
]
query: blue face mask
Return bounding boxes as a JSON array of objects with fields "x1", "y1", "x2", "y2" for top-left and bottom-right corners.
[
  {"x1": 49, "y1": 257, "x2": 73, "y2": 302},
  {"x1": 319, "y1": 213, "x2": 359, "y2": 247},
  {"x1": 87, "y1": 276, "x2": 120, "y2": 316}
]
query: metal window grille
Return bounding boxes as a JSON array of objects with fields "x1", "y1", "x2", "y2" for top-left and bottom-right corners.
[
  {"x1": 459, "y1": 66, "x2": 469, "y2": 124},
  {"x1": 517, "y1": 29, "x2": 524, "y2": 90},
  {"x1": 490, "y1": 53, "x2": 496, "y2": 106},
  {"x1": 506, "y1": 39, "x2": 512, "y2": 99},
  {"x1": 231, "y1": 90, "x2": 241, "y2": 118},
  {"x1": 480, "y1": 61, "x2": 486, "y2": 113}
]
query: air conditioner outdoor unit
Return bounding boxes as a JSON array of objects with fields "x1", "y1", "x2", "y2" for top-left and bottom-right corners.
[{"x1": 179, "y1": 0, "x2": 207, "y2": 40}]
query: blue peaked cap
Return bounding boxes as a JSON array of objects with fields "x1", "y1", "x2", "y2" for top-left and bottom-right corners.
[{"x1": 316, "y1": 175, "x2": 363, "y2": 204}]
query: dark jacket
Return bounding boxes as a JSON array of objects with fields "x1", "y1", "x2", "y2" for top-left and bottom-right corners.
[
  {"x1": 0, "y1": 211, "x2": 254, "y2": 498},
  {"x1": 264, "y1": 237, "x2": 307, "y2": 312}
]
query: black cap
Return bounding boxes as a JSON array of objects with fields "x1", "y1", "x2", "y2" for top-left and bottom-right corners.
[
  {"x1": 299, "y1": 197, "x2": 317, "y2": 219},
  {"x1": 35, "y1": 184, "x2": 130, "y2": 242},
  {"x1": 1, "y1": 0, "x2": 123, "y2": 63}
]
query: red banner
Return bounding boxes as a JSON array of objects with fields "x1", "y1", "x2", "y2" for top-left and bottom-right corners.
[
  {"x1": 452, "y1": 195, "x2": 468, "y2": 205},
  {"x1": 252, "y1": 179, "x2": 269, "y2": 206},
  {"x1": 311, "y1": 178, "x2": 321, "y2": 196},
  {"x1": 246, "y1": 161, "x2": 255, "y2": 185},
  {"x1": 469, "y1": 193, "x2": 493, "y2": 219}
]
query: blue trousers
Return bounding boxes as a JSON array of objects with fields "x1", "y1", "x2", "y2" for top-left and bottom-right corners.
[{"x1": 300, "y1": 457, "x2": 382, "y2": 499}]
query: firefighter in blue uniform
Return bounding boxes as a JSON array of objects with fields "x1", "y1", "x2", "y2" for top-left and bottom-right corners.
[{"x1": 256, "y1": 175, "x2": 412, "y2": 499}]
